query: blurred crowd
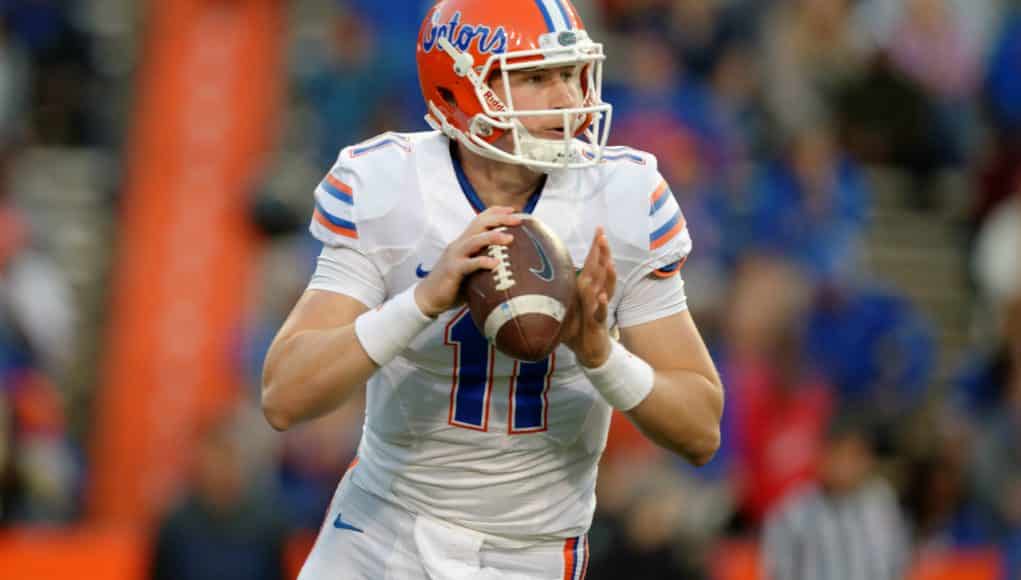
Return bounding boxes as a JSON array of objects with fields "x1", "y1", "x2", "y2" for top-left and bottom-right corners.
[
  {"x1": 1, "y1": 0, "x2": 1020, "y2": 579},
  {"x1": 0, "y1": 0, "x2": 98, "y2": 525}
]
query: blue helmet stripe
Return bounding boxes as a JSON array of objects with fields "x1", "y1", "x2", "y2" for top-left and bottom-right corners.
[
  {"x1": 533, "y1": 0, "x2": 556, "y2": 32},
  {"x1": 552, "y1": 0, "x2": 573, "y2": 30}
]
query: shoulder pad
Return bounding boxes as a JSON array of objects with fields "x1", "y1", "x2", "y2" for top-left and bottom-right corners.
[
  {"x1": 596, "y1": 147, "x2": 692, "y2": 279},
  {"x1": 309, "y1": 132, "x2": 430, "y2": 262},
  {"x1": 337, "y1": 132, "x2": 423, "y2": 221}
]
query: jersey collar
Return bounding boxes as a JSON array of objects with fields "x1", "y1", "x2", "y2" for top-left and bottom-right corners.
[{"x1": 449, "y1": 140, "x2": 546, "y2": 215}]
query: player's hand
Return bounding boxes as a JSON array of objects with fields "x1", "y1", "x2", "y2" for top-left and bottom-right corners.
[
  {"x1": 414, "y1": 206, "x2": 521, "y2": 318},
  {"x1": 561, "y1": 228, "x2": 615, "y2": 368}
]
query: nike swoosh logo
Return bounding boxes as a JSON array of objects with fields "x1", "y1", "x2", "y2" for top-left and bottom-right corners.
[
  {"x1": 522, "y1": 225, "x2": 555, "y2": 282},
  {"x1": 333, "y1": 512, "x2": 364, "y2": 533},
  {"x1": 416, "y1": 263, "x2": 431, "y2": 278}
]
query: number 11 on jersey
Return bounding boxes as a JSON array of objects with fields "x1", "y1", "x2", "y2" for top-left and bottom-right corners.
[{"x1": 445, "y1": 307, "x2": 553, "y2": 433}]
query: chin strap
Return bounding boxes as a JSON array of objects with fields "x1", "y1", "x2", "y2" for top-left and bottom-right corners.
[{"x1": 517, "y1": 131, "x2": 582, "y2": 166}]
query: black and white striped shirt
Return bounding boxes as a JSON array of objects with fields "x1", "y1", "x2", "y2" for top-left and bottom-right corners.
[{"x1": 762, "y1": 479, "x2": 910, "y2": 580}]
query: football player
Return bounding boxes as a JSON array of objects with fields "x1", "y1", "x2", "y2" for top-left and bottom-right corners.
[{"x1": 262, "y1": 1, "x2": 724, "y2": 577}]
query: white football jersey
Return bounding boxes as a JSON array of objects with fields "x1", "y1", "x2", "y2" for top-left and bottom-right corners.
[{"x1": 308, "y1": 131, "x2": 692, "y2": 543}]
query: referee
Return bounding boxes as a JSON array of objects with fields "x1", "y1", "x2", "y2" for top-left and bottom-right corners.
[{"x1": 762, "y1": 411, "x2": 910, "y2": 580}]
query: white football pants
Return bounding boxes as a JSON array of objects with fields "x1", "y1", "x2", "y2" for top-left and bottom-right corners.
[{"x1": 297, "y1": 469, "x2": 590, "y2": 580}]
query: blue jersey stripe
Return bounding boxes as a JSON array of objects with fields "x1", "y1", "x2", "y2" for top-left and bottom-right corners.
[
  {"x1": 606, "y1": 152, "x2": 644, "y2": 162},
  {"x1": 583, "y1": 150, "x2": 645, "y2": 164},
  {"x1": 314, "y1": 201, "x2": 357, "y2": 231},
  {"x1": 553, "y1": 0, "x2": 573, "y2": 30},
  {"x1": 571, "y1": 536, "x2": 580, "y2": 579},
  {"x1": 351, "y1": 138, "x2": 398, "y2": 157},
  {"x1": 320, "y1": 180, "x2": 353, "y2": 205},
  {"x1": 650, "y1": 209, "x2": 682, "y2": 244},
  {"x1": 657, "y1": 261, "x2": 681, "y2": 273},
  {"x1": 649, "y1": 187, "x2": 672, "y2": 216}
]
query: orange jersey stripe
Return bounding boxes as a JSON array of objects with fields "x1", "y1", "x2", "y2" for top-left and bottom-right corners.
[
  {"x1": 650, "y1": 216, "x2": 685, "y2": 250},
  {"x1": 314, "y1": 208, "x2": 358, "y2": 239},
  {"x1": 325, "y1": 173, "x2": 352, "y2": 195},
  {"x1": 650, "y1": 180, "x2": 669, "y2": 205},
  {"x1": 653, "y1": 257, "x2": 687, "y2": 278}
]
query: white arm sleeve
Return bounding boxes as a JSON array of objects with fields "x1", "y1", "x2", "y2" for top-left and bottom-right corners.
[
  {"x1": 307, "y1": 245, "x2": 386, "y2": 309},
  {"x1": 615, "y1": 272, "x2": 688, "y2": 329}
]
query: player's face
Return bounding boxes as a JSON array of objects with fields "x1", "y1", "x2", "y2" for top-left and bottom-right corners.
[{"x1": 490, "y1": 64, "x2": 585, "y2": 140}]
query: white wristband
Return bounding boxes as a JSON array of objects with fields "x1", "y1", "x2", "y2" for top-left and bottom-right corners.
[
  {"x1": 354, "y1": 284, "x2": 434, "y2": 367},
  {"x1": 581, "y1": 340, "x2": 655, "y2": 411}
]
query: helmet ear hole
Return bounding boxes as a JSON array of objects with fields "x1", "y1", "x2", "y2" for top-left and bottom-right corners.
[
  {"x1": 429, "y1": 87, "x2": 459, "y2": 126},
  {"x1": 438, "y1": 87, "x2": 457, "y2": 107},
  {"x1": 432, "y1": 86, "x2": 476, "y2": 138}
]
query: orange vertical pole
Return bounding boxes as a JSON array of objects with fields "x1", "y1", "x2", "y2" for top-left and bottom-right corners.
[{"x1": 89, "y1": 0, "x2": 284, "y2": 527}]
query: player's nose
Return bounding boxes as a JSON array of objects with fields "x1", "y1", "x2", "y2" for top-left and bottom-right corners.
[{"x1": 548, "y1": 76, "x2": 581, "y2": 110}]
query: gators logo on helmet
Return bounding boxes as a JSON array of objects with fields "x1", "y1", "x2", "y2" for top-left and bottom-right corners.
[{"x1": 416, "y1": 0, "x2": 613, "y2": 171}]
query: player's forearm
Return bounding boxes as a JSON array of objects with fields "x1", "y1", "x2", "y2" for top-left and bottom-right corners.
[
  {"x1": 261, "y1": 324, "x2": 377, "y2": 431},
  {"x1": 627, "y1": 369, "x2": 723, "y2": 465}
]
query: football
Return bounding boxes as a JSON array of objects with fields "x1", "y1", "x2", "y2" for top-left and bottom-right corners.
[{"x1": 463, "y1": 215, "x2": 575, "y2": 362}]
